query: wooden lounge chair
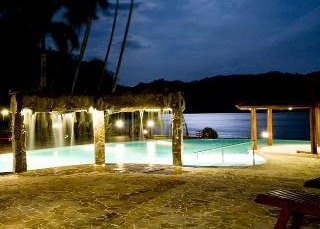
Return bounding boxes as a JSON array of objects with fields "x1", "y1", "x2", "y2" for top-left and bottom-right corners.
[
  {"x1": 304, "y1": 177, "x2": 320, "y2": 189},
  {"x1": 255, "y1": 189, "x2": 320, "y2": 229}
]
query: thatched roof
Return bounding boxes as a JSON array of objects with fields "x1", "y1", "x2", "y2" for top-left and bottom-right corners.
[{"x1": 19, "y1": 92, "x2": 185, "y2": 113}]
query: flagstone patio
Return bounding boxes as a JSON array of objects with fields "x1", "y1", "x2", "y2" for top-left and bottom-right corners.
[{"x1": 0, "y1": 152, "x2": 319, "y2": 228}]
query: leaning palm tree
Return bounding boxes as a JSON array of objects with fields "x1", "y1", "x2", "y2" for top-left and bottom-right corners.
[
  {"x1": 41, "y1": 22, "x2": 80, "y2": 90},
  {"x1": 71, "y1": 17, "x2": 93, "y2": 95},
  {"x1": 111, "y1": 0, "x2": 135, "y2": 93},
  {"x1": 63, "y1": 0, "x2": 109, "y2": 95},
  {"x1": 98, "y1": 0, "x2": 119, "y2": 93}
]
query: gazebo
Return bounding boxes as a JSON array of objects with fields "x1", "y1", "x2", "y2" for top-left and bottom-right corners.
[
  {"x1": 236, "y1": 102, "x2": 319, "y2": 155},
  {"x1": 10, "y1": 91, "x2": 185, "y2": 173}
]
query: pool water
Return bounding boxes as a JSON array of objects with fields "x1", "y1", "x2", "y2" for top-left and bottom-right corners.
[{"x1": 0, "y1": 139, "x2": 274, "y2": 172}]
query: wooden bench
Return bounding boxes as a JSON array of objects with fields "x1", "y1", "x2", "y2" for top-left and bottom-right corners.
[{"x1": 255, "y1": 189, "x2": 320, "y2": 229}]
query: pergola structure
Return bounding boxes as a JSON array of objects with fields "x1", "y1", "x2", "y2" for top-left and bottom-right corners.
[
  {"x1": 236, "y1": 103, "x2": 320, "y2": 155},
  {"x1": 10, "y1": 92, "x2": 185, "y2": 173}
]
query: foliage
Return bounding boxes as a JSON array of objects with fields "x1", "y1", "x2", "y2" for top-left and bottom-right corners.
[
  {"x1": 0, "y1": 0, "x2": 109, "y2": 97},
  {"x1": 201, "y1": 127, "x2": 218, "y2": 139}
]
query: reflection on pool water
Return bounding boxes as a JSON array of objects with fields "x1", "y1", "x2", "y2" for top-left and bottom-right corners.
[{"x1": 0, "y1": 139, "x2": 273, "y2": 172}]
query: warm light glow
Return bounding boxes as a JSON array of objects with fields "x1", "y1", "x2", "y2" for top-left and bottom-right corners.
[
  {"x1": 261, "y1": 131, "x2": 269, "y2": 138},
  {"x1": 143, "y1": 129, "x2": 148, "y2": 134},
  {"x1": 52, "y1": 123, "x2": 62, "y2": 129},
  {"x1": 145, "y1": 108, "x2": 172, "y2": 112},
  {"x1": 147, "y1": 120, "x2": 155, "y2": 128},
  {"x1": 21, "y1": 108, "x2": 32, "y2": 116},
  {"x1": 144, "y1": 109, "x2": 159, "y2": 112},
  {"x1": 288, "y1": 107, "x2": 293, "y2": 111},
  {"x1": 115, "y1": 120, "x2": 124, "y2": 128},
  {"x1": 88, "y1": 106, "x2": 95, "y2": 114},
  {"x1": 1, "y1": 109, "x2": 9, "y2": 116}
]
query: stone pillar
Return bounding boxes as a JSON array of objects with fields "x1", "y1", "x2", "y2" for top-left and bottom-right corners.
[
  {"x1": 316, "y1": 105, "x2": 320, "y2": 147},
  {"x1": 92, "y1": 110, "x2": 105, "y2": 165},
  {"x1": 251, "y1": 108, "x2": 258, "y2": 150},
  {"x1": 172, "y1": 108, "x2": 183, "y2": 166},
  {"x1": 171, "y1": 92, "x2": 185, "y2": 166},
  {"x1": 309, "y1": 107, "x2": 317, "y2": 154},
  {"x1": 10, "y1": 94, "x2": 27, "y2": 173},
  {"x1": 267, "y1": 108, "x2": 273, "y2": 146}
]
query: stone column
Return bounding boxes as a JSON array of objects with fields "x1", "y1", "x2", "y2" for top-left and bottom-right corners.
[
  {"x1": 92, "y1": 110, "x2": 105, "y2": 165},
  {"x1": 171, "y1": 92, "x2": 185, "y2": 166},
  {"x1": 172, "y1": 108, "x2": 183, "y2": 166},
  {"x1": 251, "y1": 108, "x2": 258, "y2": 150},
  {"x1": 267, "y1": 108, "x2": 273, "y2": 146},
  {"x1": 316, "y1": 105, "x2": 320, "y2": 147},
  {"x1": 309, "y1": 107, "x2": 317, "y2": 155},
  {"x1": 10, "y1": 94, "x2": 27, "y2": 173}
]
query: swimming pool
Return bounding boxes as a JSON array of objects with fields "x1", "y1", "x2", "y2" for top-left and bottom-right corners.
[{"x1": 0, "y1": 139, "x2": 266, "y2": 172}]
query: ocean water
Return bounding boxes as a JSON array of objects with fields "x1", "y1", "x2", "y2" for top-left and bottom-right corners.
[{"x1": 181, "y1": 111, "x2": 309, "y2": 140}]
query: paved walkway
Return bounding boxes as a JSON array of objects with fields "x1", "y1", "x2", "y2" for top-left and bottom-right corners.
[{"x1": 0, "y1": 152, "x2": 320, "y2": 228}]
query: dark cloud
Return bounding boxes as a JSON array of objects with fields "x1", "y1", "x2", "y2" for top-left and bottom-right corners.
[
  {"x1": 114, "y1": 35, "x2": 151, "y2": 50},
  {"x1": 85, "y1": 0, "x2": 320, "y2": 86},
  {"x1": 108, "y1": 2, "x2": 142, "y2": 11}
]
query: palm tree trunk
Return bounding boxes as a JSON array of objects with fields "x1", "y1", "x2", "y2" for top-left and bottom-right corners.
[
  {"x1": 98, "y1": 0, "x2": 119, "y2": 93},
  {"x1": 71, "y1": 17, "x2": 92, "y2": 95},
  {"x1": 111, "y1": 0, "x2": 134, "y2": 93},
  {"x1": 40, "y1": 37, "x2": 47, "y2": 89}
]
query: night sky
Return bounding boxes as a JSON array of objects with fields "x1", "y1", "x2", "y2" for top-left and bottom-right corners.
[{"x1": 70, "y1": 0, "x2": 320, "y2": 86}]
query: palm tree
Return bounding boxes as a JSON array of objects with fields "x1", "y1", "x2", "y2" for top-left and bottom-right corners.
[
  {"x1": 64, "y1": 0, "x2": 109, "y2": 95},
  {"x1": 71, "y1": 16, "x2": 93, "y2": 95},
  {"x1": 98, "y1": 0, "x2": 119, "y2": 93},
  {"x1": 41, "y1": 22, "x2": 80, "y2": 90},
  {"x1": 111, "y1": 0, "x2": 135, "y2": 93},
  {"x1": 0, "y1": 0, "x2": 79, "y2": 90}
]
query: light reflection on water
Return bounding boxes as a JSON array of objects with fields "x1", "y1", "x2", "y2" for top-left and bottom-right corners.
[{"x1": 0, "y1": 139, "x2": 267, "y2": 173}]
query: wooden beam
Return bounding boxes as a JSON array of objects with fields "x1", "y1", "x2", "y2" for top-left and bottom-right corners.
[
  {"x1": 236, "y1": 105, "x2": 309, "y2": 111},
  {"x1": 316, "y1": 105, "x2": 320, "y2": 147},
  {"x1": 309, "y1": 107, "x2": 317, "y2": 155},
  {"x1": 267, "y1": 108, "x2": 273, "y2": 146},
  {"x1": 251, "y1": 108, "x2": 258, "y2": 150}
]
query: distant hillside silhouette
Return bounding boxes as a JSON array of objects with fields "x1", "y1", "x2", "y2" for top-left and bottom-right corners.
[{"x1": 131, "y1": 71, "x2": 320, "y2": 113}]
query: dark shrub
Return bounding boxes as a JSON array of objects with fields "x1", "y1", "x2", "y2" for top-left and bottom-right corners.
[{"x1": 201, "y1": 127, "x2": 218, "y2": 139}]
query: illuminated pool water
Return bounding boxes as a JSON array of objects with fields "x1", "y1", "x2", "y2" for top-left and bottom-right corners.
[{"x1": 0, "y1": 139, "x2": 269, "y2": 172}]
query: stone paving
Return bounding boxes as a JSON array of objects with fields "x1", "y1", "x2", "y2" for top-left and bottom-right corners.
[{"x1": 0, "y1": 153, "x2": 320, "y2": 228}]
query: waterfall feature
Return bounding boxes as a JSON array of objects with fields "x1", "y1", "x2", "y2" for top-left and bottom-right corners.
[
  {"x1": 23, "y1": 109, "x2": 36, "y2": 150},
  {"x1": 158, "y1": 109, "x2": 172, "y2": 136},
  {"x1": 139, "y1": 110, "x2": 144, "y2": 140},
  {"x1": 51, "y1": 112, "x2": 75, "y2": 148},
  {"x1": 51, "y1": 113, "x2": 64, "y2": 147},
  {"x1": 63, "y1": 113, "x2": 75, "y2": 146}
]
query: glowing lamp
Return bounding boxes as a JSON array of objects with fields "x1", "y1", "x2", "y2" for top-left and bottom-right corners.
[
  {"x1": 288, "y1": 107, "x2": 293, "y2": 111},
  {"x1": 261, "y1": 131, "x2": 269, "y2": 138},
  {"x1": 147, "y1": 120, "x2": 155, "y2": 128},
  {"x1": 115, "y1": 120, "x2": 124, "y2": 129},
  {"x1": 1, "y1": 109, "x2": 9, "y2": 116},
  {"x1": 143, "y1": 129, "x2": 148, "y2": 134}
]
